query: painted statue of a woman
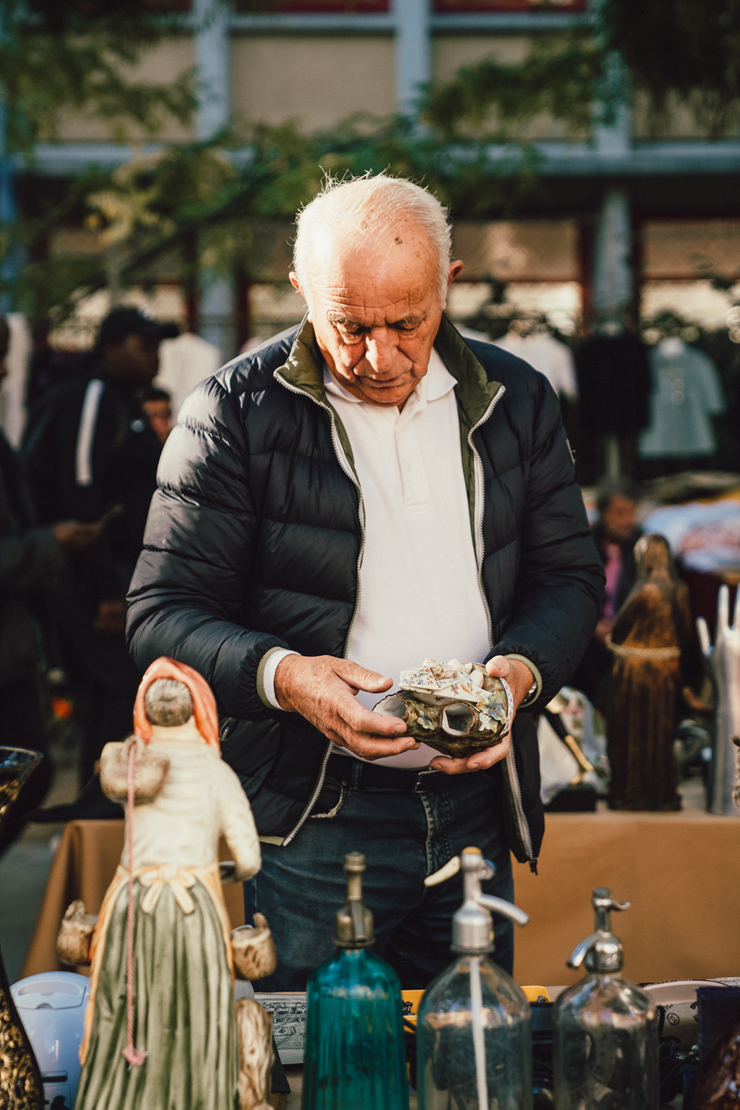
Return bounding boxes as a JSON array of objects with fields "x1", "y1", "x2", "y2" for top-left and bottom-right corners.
[
  {"x1": 607, "y1": 534, "x2": 691, "y2": 811},
  {"x1": 75, "y1": 657, "x2": 262, "y2": 1110}
]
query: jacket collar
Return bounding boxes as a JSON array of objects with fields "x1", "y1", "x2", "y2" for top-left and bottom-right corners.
[
  {"x1": 275, "y1": 312, "x2": 502, "y2": 424},
  {"x1": 433, "y1": 314, "x2": 502, "y2": 432}
]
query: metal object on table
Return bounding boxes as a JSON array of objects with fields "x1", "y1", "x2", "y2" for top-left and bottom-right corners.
[
  {"x1": 697, "y1": 584, "x2": 740, "y2": 814},
  {"x1": 0, "y1": 747, "x2": 45, "y2": 1110},
  {"x1": 543, "y1": 701, "x2": 595, "y2": 785}
]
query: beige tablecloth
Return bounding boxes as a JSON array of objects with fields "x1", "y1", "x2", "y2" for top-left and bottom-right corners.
[
  {"x1": 513, "y1": 809, "x2": 740, "y2": 988},
  {"x1": 23, "y1": 811, "x2": 740, "y2": 986}
]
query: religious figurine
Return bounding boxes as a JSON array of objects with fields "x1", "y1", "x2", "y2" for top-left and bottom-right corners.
[
  {"x1": 606, "y1": 534, "x2": 691, "y2": 810},
  {"x1": 71, "y1": 657, "x2": 270, "y2": 1110},
  {"x1": 697, "y1": 584, "x2": 740, "y2": 814}
]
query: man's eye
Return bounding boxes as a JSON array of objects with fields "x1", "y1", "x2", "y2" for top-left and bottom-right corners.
[{"x1": 337, "y1": 324, "x2": 364, "y2": 342}]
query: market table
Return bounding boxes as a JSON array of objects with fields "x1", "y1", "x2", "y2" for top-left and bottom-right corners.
[
  {"x1": 513, "y1": 808, "x2": 740, "y2": 988},
  {"x1": 22, "y1": 810, "x2": 740, "y2": 986}
]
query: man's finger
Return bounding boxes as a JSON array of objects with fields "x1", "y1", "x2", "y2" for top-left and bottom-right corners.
[
  {"x1": 485, "y1": 654, "x2": 510, "y2": 677},
  {"x1": 336, "y1": 692, "x2": 407, "y2": 737},
  {"x1": 337, "y1": 728, "x2": 420, "y2": 761},
  {"x1": 334, "y1": 659, "x2": 394, "y2": 694},
  {"x1": 430, "y1": 735, "x2": 511, "y2": 775}
]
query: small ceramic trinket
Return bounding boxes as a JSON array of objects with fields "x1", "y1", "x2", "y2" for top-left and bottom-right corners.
[
  {"x1": 56, "y1": 901, "x2": 98, "y2": 968},
  {"x1": 374, "y1": 658, "x2": 513, "y2": 758},
  {"x1": 69, "y1": 657, "x2": 274, "y2": 1110}
]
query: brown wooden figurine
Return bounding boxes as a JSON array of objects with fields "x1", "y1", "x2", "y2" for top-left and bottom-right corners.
[{"x1": 606, "y1": 534, "x2": 691, "y2": 810}]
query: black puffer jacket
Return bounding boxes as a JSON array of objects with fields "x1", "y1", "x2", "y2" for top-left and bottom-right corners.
[{"x1": 127, "y1": 317, "x2": 604, "y2": 867}]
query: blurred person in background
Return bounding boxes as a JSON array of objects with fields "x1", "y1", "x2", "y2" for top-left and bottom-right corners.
[
  {"x1": 0, "y1": 317, "x2": 106, "y2": 848},
  {"x1": 571, "y1": 478, "x2": 642, "y2": 711},
  {"x1": 22, "y1": 307, "x2": 177, "y2": 809},
  {"x1": 141, "y1": 385, "x2": 173, "y2": 444}
]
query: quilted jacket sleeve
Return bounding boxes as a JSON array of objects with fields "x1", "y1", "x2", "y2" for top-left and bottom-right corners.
[
  {"x1": 493, "y1": 376, "x2": 605, "y2": 704},
  {"x1": 126, "y1": 374, "x2": 286, "y2": 721}
]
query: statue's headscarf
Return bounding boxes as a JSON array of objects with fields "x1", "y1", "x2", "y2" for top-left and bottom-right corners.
[{"x1": 133, "y1": 657, "x2": 220, "y2": 751}]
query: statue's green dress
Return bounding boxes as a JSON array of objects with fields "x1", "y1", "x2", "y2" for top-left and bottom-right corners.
[{"x1": 76, "y1": 873, "x2": 237, "y2": 1110}]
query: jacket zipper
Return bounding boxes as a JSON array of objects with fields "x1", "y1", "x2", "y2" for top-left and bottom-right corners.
[
  {"x1": 467, "y1": 386, "x2": 537, "y2": 872},
  {"x1": 275, "y1": 373, "x2": 366, "y2": 846}
]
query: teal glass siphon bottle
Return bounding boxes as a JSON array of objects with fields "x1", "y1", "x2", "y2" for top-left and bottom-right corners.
[
  {"x1": 417, "y1": 847, "x2": 533, "y2": 1110},
  {"x1": 301, "y1": 853, "x2": 409, "y2": 1110}
]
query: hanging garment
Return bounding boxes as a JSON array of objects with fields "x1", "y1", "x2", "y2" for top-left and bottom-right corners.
[
  {"x1": 493, "y1": 332, "x2": 578, "y2": 400},
  {"x1": 155, "y1": 332, "x2": 221, "y2": 421},
  {"x1": 638, "y1": 339, "x2": 725, "y2": 459},
  {"x1": 575, "y1": 334, "x2": 651, "y2": 435}
]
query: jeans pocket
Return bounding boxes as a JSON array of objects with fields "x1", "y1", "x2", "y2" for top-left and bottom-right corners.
[{"x1": 310, "y1": 777, "x2": 347, "y2": 820}]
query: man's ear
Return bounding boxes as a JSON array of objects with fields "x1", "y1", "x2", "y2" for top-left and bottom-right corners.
[
  {"x1": 447, "y1": 260, "x2": 464, "y2": 287},
  {"x1": 289, "y1": 271, "x2": 312, "y2": 316}
]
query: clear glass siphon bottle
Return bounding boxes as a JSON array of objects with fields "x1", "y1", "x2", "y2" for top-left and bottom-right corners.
[
  {"x1": 301, "y1": 853, "x2": 409, "y2": 1110},
  {"x1": 417, "y1": 847, "x2": 533, "y2": 1110},
  {"x1": 552, "y1": 887, "x2": 658, "y2": 1110}
]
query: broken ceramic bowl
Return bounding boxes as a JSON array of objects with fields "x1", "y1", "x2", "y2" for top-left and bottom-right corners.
[
  {"x1": 374, "y1": 658, "x2": 513, "y2": 758},
  {"x1": 373, "y1": 693, "x2": 441, "y2": 741}
]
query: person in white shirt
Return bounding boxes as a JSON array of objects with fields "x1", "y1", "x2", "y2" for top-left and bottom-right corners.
[{"x1": 128, "y1": 174, "x2": 604, "y2": 989}]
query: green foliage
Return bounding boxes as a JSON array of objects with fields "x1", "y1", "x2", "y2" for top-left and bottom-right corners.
[
  {"x1": 423, "y1": 31, "x2": 601, "y2": 139},
  {"x1": 422, "y1": 0, "x2": 740, "y2": 140},
  {"x1": 0, "y1": 0, "x2": 194, "y2": 151},
  {"x1": 604, "y1": 0, "x2": 740, "y2": 138},
  {"x1": 13, "y1": 113, "x2": 544, "y2": 325}
]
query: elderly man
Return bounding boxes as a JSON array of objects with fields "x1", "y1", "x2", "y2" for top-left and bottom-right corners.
[{"x1": 127, "y1": 175, "x2": 603, "y2": 987}]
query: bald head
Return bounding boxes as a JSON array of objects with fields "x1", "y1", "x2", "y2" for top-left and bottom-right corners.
[{"x1": 293, "y1": 174, "x2": 453, "y2": 309}]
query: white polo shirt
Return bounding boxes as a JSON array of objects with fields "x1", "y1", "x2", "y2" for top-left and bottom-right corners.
[{"x1": 265, "y1": 349, "x2": 492, "y2": 768}]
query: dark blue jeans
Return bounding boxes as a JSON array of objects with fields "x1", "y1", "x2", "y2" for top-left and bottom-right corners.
[{"x1": 244, "y1": 754, "x2": 514, "y2": 991}]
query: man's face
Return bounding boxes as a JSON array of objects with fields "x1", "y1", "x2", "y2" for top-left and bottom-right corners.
[
  {"x1": 104, "y1": 332, "x2": 160, "y2": 388},
  {"x1": 291, "y1": 223, "x2": 463, "y2": 408},
  {"x1": 142, "y1": 398, "x2": 172, "y2": 444},
  {"x1": 601, "y1": 495, "x2": 637, "y2": 543}
]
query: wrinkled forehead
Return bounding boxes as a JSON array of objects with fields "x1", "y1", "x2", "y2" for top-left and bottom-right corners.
[{"x1": 306, "y1": 221, "x2": 440, "y2": 307}]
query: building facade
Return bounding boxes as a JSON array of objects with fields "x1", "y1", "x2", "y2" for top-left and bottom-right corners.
[{"x1": 14, "y1": 0, "x2": 740, "y2": 359}]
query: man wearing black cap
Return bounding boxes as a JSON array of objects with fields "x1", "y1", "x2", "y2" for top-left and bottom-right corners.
[{"x1": 24, "y1": 307, "x2": 177, "y2": 794}]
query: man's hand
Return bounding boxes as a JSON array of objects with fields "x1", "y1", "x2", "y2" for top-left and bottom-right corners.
[
  {"x1": 273, "y1": 654, "x2": 420, "y2": 761},
  {"x1": 52, "y1": 506, "x2": 124, "y2": 554},
  {"x1": 94, "y1": 598, "x2": 127, "y2": 637},
  {"x1": 429, "y1": 655, "x2": 533, "y2": 776},
  {"x1": 52, "y1": 519, "x2": 106, "y2": 554}
]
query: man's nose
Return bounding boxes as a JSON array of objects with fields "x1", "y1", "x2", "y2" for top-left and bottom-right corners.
[{"x1": 364, "y1": 329, "x2": 396, "y2": 374}]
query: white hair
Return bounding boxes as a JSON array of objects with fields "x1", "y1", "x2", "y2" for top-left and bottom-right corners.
[{"x1": 293, "y1": 173, "x2": 452, "y2": 306}]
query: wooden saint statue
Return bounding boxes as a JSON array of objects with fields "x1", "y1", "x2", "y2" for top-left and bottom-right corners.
[
  {"x1": 606, "y1": 534, "x2": 691, "y2": 810},
  {"x1": 70, "y1": 657, "x2": 274, "y2": 1110}
]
